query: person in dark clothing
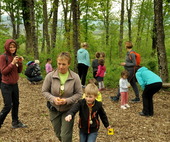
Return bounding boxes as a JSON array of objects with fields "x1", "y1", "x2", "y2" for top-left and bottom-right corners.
[
  {"x1": 65, "y1": 83, "x2": 111, "y2": 142},
  {"x1": 0, "y1": 39, "x2": 27, "y2": 129},
  {"x1": 136, "y1": 66, "x2": 162, "y2": 116},
  {"x1": 92, "y1": 52, "x2": 100, "y2": 79},
  {"x1": 25, "y1": 60, "x2": 43, "y2": 84},
  {"x1": 77, "y1": 42, "x2": 90, "y2": 88},
  {"x1": 111, "y1": 41, "x2": 140, "y2": 102}
]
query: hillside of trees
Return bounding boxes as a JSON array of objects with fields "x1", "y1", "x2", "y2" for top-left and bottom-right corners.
[{"x1": 0, "y1": 0, "x2": 170, "y2": 87}]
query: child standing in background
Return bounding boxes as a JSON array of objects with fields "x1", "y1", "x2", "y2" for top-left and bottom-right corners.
[
  {"x1": 65, "y1": 84, "x2": 111, "y2": 142},
  {"x1": 96, "y1": 58, "x2": 106, "y2": 91},
  {"x1": 92, "y1": 52, "x2": 100, "y2": 79},
  {"x1": 119, "y1": 70, "x2": 130, "y2": 109},
  {"x1": 45, "y1": 58, "x2": 53, "y2": 74}
]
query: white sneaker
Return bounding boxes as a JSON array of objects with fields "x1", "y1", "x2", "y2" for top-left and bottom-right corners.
[
  {"x1": 120, "y1": 105, "x2": 127, "y2": 109},
  {"x1": 125, "y1": 104, "x2": 130, "y2": 108}
]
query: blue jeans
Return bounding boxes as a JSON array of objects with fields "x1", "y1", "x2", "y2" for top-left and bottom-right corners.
[{"x1": 80, "y1": 131, "x2": 98, "y2": 142}]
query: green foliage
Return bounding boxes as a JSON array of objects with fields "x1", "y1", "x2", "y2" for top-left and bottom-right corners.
[{"x1": 1, "y1": 0, "x2": 170, "y2": 85}]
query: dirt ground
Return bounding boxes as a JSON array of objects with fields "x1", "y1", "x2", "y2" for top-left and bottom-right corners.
[{"x1": 0, "y1": 77, "x2": 170, "y2": 142}]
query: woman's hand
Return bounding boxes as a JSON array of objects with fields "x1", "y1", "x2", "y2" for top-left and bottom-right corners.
[
  {"x1": 54, "y1": 97, "x2": 67, "y2": 105},
  {"x1": 11, "y1": 56, "x2": 19, "y2": 65},
  {"x1": 120, "y1": 62, "x2": 126, "y2": 66}
]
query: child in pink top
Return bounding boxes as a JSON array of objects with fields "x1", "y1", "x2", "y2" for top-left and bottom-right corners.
[
  {"x1": 45, "y1": 58, "x2": 53, "y2": 74},
  {"x1": 96, "y1": 59, "x2": 106, "y2": 91}
]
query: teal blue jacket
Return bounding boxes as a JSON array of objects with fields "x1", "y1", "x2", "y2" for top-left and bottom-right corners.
[
  {"x1": 135, "y1": 67, "x2": 162, "y2": 90},
  {"x1": 77, "y1": 48, "x2": 90, "y2": 67}
]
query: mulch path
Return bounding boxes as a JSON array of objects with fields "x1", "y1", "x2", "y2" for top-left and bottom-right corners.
[{"x1": 0, "y1": 77, "x2": 170, "y2": 142}]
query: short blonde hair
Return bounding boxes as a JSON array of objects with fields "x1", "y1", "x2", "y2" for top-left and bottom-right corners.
[
  {"x1": 85, "y1": 84, "x2": 98, "y2": 97},
  {"x1": 57, "y1": 52, "x2": 71, "y2": 64},
  {"x1": 81, "y1": 42, "x2": 88, "y2": 48}
]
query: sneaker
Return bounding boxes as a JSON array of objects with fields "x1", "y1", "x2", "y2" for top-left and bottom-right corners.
[
  {"x1": 125, "y1": 104, "x2": 130, "y2": 108},
  {"x1": 110, "y1": 96, "x2": 119, "y2": 102},
  {"x1": 12, "y1": 120, "x2": 27, "y2": 129},
  {"x1": 131, "y1": 98, "x2": 140, "y2": 102},
  {"x1": 139, "y1": 112, "x2": 149, "y2": 117},
  {"x1": 120, "y1": 105, "x2": 127, "y2": 109}
]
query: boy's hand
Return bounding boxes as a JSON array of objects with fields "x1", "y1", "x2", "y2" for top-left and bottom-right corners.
[
  {"x1": 107, "y1": 126, "x2": 111, "y2": 130},
  {"x1": 65, "y1": 115, "x2": 72, "y2": 122}
]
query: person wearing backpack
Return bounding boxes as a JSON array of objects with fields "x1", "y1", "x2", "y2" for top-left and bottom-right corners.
[
  {"x1": 25, "y1": 60, "x2": 43, "y2": 84},
  {"x1": 111, "y1": 41, "x2": 140, "y2": 103},
  {"x1": 0, "y1": 39, "x2": 27, "y2": 128}
]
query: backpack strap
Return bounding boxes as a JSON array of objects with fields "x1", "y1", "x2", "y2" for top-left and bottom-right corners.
[
  {"x1": 0, "y1": 53, "x2": 8, "y2": 64},
  {"x1": 129, "y1": 51, "x2": 135, "y2": 60}
]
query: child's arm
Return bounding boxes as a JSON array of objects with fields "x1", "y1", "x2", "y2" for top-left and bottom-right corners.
[
  {"x1": 65, "y1": 100, "x2": 81, "y2": 122},
  {"x1": 98, "y1": 103, "x2": 110, "y2": 128}
]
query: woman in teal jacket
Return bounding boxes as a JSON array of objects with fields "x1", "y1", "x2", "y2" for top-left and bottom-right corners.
[{"x1": 136, "y1": 66, "x2": 162, "y2": 116}]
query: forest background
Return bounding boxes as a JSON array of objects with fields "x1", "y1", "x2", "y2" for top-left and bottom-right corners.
[{"x1": 0, "y1": 0, "x2": 169, "y2": 88}]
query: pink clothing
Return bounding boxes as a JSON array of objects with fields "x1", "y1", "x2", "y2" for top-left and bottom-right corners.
[
  {"x1": 120, "y1": 92, "x2": 128, "y2": 106},
  {"x1": 45, "y1": 63, "x2": 53, "y2": 74},
  {"x1": 96, "y1": 65, "x2": 106, "y2": 77}
]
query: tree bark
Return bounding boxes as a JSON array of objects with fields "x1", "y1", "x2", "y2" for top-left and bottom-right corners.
[
  {"x1": 51, "y1": 0, "x2": 59, "y2": 49},
  {"x1": 118, "y1": 0, "x2": 125, "y2": 58},
  {"x1": 22, "y1": 0, "x2": 33, "y2": 54},
  {"x1": 126, "y1": 0, "x2": 133, "y2": 41},
  {"x1": 22, "y1": 0, "x2": 38, "y2": 59},
  {"x1": 72, "y1": 0, "x2": 80, "y2": 71},
  {"x1": 30, "y1": 0, "x2": 39, "y2": 59},
  {"x1": 43, "y1": 0, "x2": 51, "y2": 53},
  {"x1": 61, "y1": 0, "x2": 71, "y2": 50},
  {"x1": 154, "y1": 0, "x2": 169, "y2": 82}
]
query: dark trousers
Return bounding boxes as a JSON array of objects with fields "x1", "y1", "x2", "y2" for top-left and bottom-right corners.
[
  {"x1": 93, "y1": 71, "x2": 97, "y2": 80},
  {"x1": 27, "y1": 76, "x2": 43, "y2": 82},
  {"x1": 142, "y1": 82, "x2": 162, "y2": 115},
  {"x1": 77, "y1": 63, "x2": 89, "y2": 86},
  {"x1": 0, "y1": 83, "x2": 19, "y2": 125}
]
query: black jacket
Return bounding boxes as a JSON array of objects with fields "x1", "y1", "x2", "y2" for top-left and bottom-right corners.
[{"x1": 66, "y1": 99, "x2": 109, "y2": 134}]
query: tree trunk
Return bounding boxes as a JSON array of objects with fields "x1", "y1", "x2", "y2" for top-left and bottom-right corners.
[
  {"x1": 118, "y1": 0, "x2": 125, "y2": 58},
  {"x1": 126, "y1": 0, "x2": 133, "y2": 41},
  {"x1": 154, "y1": 0, "x2": 169, "y2": 82},
  {"x1": 72, "y1": 0, "x2": 80, "y2": 72},
  {"x1": 62, "y1": 0, "x2": 71, "y2": 50},
  {"x1": 135, "y1": 0, "x2": 144, "y2": 49},
  {"x1": 105, "y1": 0, "x2": 110, "y2": 47},
  {"x1": 30, "y1": 0, "x2": 39, "y2": 59},
  {"x1": 22, "y1": 0, "x2": 33, "y2": 54},
  {"x1": 43, "y1": 0, "x2": 51, "y2": 53},
  {"x1": 84, "y1": 3, "x2": 89, "y2": 41},
  {"x1": 51, "y1": 0, "x2": 59, "y2": 49},
  {"x1": 0, "y1": 2, "x2": 1, "y2": 22}
]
